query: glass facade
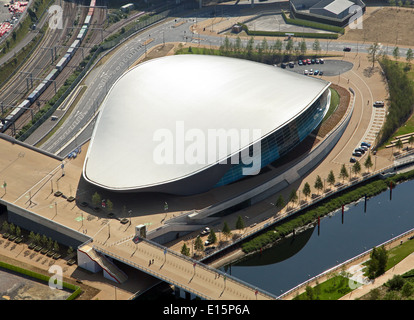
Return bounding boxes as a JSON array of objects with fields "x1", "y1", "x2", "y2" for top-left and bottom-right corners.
[{"x1": 215, "y1": 88, "x2": 331, "y2": 187}]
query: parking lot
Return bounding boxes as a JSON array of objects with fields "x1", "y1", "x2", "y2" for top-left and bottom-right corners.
[{"x1": 279, "y1": 59, "x2": 354, "y2": 77}]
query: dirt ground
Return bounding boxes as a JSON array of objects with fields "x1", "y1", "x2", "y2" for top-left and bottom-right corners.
[{"x1": 341, "y1": 6, "x2": 414, "y2": 47}]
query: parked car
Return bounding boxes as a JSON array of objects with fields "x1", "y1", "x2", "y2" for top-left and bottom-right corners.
[
  {"x1": 289, "y1": 62, "x2": 294, "y2": 68},
  {"x1": 315, "y1": 59, "x2": 320, "y2": 64},
  {"x1": 360, "y1": 146, "x2": 369, "y2": 152},
  {"x1": 201, "y1": 227, "x2": 210, "y2": 235},
  {"x1": 298, "y1": 59, "x2": 303, "y2": 65},
  {"x1": 304, "y1": 70, "x2": 309, "y2": 75},
  {"x1": 355, "y1": 148, "x2": 365, "y2": 154},
  {"x1": 311, "y1": 59, "x2": 316, "y2": 64},
  {"x1": 373, "y1": 101, "x2": 385, "y2": 107},
  {"x1": 307, "y1": 59, "x2": 311, "y2": 64},
  {"x1": 319, "y1": 71, "x2": 324, "y2": 76},
  {"x1": 361, "y1": 142, "x2": 371, "y2": 148},
  {"x1": 350, "y1": 157, "x2": 356, "y2": 163},
  {"x1": 309, "y1": 69, "x2": 313, "y2": 75},
  {"x1": 320, "y1": 58, "x2": 324, "y2": 64},
  {"x1": 314, "y1": 70, "x2": 319, "y2": 75},
  {"x1": 353, "y1": 151, "x2": 362, "y2": 157},
  {"x1": 281, "y1": 62, "x2": 287, "y2": 69}
]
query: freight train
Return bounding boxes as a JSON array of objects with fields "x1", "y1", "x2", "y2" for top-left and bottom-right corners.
[{"x1": 0, "y1": 0, "x2": 96, "y2": 132}]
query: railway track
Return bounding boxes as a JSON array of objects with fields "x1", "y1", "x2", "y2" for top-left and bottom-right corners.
[{"x1": 2, "y1": 0, "x2": 107, "y2": 137}]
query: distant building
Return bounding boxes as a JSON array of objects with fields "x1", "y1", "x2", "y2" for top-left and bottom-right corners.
[
  {"x1": 83, "y1": 55, "x2": 331, "y2": 195},
  {"x1": 289, "y1": 0, "x2": 366, "y2": 27},
  {"x1": 309, "y1": 0, "x2": 355, "y2": 19}
]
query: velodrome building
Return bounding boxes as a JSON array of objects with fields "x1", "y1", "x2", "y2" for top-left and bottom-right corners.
[{"x1": 83, "y1": 55, "x2": 331, "y2": 196}]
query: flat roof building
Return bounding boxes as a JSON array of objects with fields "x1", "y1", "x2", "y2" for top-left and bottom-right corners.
[{"x1": 83, "y1": 55, "x2": 331, "y2": 195}]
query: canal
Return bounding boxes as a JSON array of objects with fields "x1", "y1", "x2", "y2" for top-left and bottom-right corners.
[{"x1": 220, "y1": 178, "x2": 414, "y2": 297}]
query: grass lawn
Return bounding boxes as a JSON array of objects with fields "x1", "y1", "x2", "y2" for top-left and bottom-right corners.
[
  {"x1": 381, "y1": 61, "x2": 414, "y2": 146},
  {"x1": 293, "y1": 275, "x2": 363, "y2": 300},
  {"x1": 323, "y1": 87, "x2": 340, "y2": 123},
  {"x1": 385, "y1": 237, "x2": 414, "y2": 272}
]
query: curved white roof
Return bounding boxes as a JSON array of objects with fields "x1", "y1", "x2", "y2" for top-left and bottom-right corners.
[{"x1": 83, "y1": 55, "x2": 330, "y2": 191}]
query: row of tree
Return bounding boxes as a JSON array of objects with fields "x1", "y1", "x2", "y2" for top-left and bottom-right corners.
[
  {"x1": 274, "y1": 158, "x2": 374, "y2": 210},
  {"x1": 215, "y1": 36, "x2": 324, "y2": 64},
  {"x1": 1, "y1": 220, "x2": 74, "y2": 255},
  {"x1": 377, "y1": 56, "x2": 414, "y2": 147},
  {"x1": 181, "y1": 216, "x2": 246, "y2": 257}
]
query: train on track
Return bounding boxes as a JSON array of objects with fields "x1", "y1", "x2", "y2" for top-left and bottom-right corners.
[{"x1": 0, "y1": 0, "x2": 96, "y2": 133}]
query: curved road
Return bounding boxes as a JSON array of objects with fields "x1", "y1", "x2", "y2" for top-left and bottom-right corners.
[{"x1": 35, "y1": 4, "x2": 413, "y2": 156}]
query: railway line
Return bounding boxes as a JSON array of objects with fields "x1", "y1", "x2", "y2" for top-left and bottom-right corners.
[{"x1": 0, "y1": 0, "x2": 106, "y2": 137}]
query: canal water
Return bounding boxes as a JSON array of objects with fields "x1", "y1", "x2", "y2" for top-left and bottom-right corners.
[{"x1": 220, "y1": 178, "x2": 414, "y2": 297}]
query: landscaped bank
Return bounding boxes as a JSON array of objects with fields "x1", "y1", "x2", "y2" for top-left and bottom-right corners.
[{"x1": 240, "y1": 169, "x2": 414, "y2": 255}]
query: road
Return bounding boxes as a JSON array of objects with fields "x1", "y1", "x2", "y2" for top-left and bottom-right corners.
[{"x1": 32, "y1": 3, "x2": 413, "y2": 156}]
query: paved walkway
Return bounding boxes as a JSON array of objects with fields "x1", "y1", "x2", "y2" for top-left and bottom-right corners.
[{"x1": 340, "y1": 252, "x2": 414, "y2": 300}]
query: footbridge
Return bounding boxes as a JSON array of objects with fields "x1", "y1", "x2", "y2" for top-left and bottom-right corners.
[{"x1": 80, "y1": 237, "x2": 277, "y2": 300}]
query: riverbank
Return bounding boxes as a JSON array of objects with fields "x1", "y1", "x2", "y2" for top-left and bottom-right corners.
[{"x1": 281, "y1": 229, "x2": 414, "y2": 300}]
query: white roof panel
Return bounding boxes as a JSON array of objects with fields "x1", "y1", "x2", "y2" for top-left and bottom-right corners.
[{"x1": 83, "y1": 55, "x2": 330, "y2": 191}]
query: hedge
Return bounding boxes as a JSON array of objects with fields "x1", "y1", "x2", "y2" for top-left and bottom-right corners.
[
  {"x1": 240, "y1": 24, "x2": 339, "y2": 39},
  {"x1": 0, "y1": 261, "x2": 81, "y2": 300},
  {"x1": 241, "y1": 169, "x2": 414, "y2": 254},
  {"x1": 281, "y1": 10, "x2": 345, "y2": 34}
]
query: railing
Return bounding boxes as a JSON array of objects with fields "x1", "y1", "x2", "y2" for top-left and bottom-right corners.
[
  {"x1": 92, "y1": 236, "x2": 278, "y2": 300},
  {"x1": 278, "y1": 227, "x2": 414, "y2": 300},
  {"x1": 94, "y1": 245, "x2": 211, "y2": 300}
]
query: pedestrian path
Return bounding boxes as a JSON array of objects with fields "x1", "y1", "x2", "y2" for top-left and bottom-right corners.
[{"x1": 340, "y1": 253, "x2": 414, "y2": 300}]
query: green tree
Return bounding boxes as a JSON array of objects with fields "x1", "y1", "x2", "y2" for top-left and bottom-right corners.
[
  {"x1": 181, "y1": 243, "x2": 190, "y2": 256},
  {"x1": 393, "y1": 46, "x2": 400, "y2": 62},
  {"x1": 302, "y1": 182, "x2": 311, "y2": 200},
  {"x1": 364, "y1": 155, "x2": 373, "y2": 172},
  {"x1": 327, "y1": 170, "x2": 335, "y2": 188},
  {"x1": 222, "y1": 36, "x2": 231, "y2": 54},
  {"x1": 208, "y1": 229, "x2": 217, "y2": 244},
  {"x1": 367, "y1": 245, "x2": 388, "y2": 279},
  {"x1": 246, "y1": 37, "x2": 255, "y2": 58},
  {"x1": 299, "y1": 39, "x2": 307, "y2": 56},
  {"x1": 16, "y1": 226, "x2": 21, "y2": 237},
  {"x1": 312, "y1": 39, "x2": 321, "y2": 55},
  {"x1": 194, "y1": 236, "x2": 204, "y2": 253},
  {"x1": 106, "y1": 199, "x2": 113, "y2": 212},
  {"x1": 47, "y1": 237, "x2": 53, "y2": 250},
  {"x1": 92, "y1": 192, "x2": 101, "y2": 207},
  {"x1": 401, "y1": 282, "x2": 413, "y2": 297},
  {"x1": 41, "y1": 234, "x2": 48, "y2": 247},
  {"x1": 386, "y1": 274, "x2": 405, "y2": 291},
  {"x1": 395, "y1": 138, "x2": 404, "y2": 152},
  {"x1": 235, "y1": 215, "x2": 245, "y2": 232},
  {"x1": 305, "y1": 285, "x2": 314, "y2": 300},
  {"x1": 408, "y1": 135, "x2": 414, "y2": 149},
  {"x1": 274, "y1": 39, "x2": 283, "y2": 55},
  {"x1": 406, "y1": 48, "x2": 413, "y2": 64},
  {"x1": 368, "y1": 42, "x2": 380, "y2": 68},
  {"x1": 289, "y1": 189, "x2": 298, "y2": 207},
  {"x1": 34, "y1": 233, "x2": 41, "y2": 246},
  {"x1": 275, "y1": 194, "x2": 285, "y2": 210},
  {"x1": 352, "y1": 161, "x2": 361, "y2": 176},
  {"x1": 314, "y1": 175, "x2": 323, "y2": 194},
  {"x1": 9, "y1": 223, "x2": 15, "y2": 235},
  {"x1": 222, "y1": 221, "x2": 232, "y2": 240},
  {"x1": 234, "y1": 36, "x2": 242, "y2": 53},
  {"x1": 285, "y1": 38, "x2": 294, "y2": 55},
  {"x1": 28, "y1": 231, "x2": 35, "y2": 244},
  {"x1": 339, "y1": 164, "x2": 349, "y2": 182},
  {"x1": 2, "y1": 221, "x2": 9, "y2": 233},
  {"x1": 54, "y1": 241, "x2": 59, "y2": 252}
]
